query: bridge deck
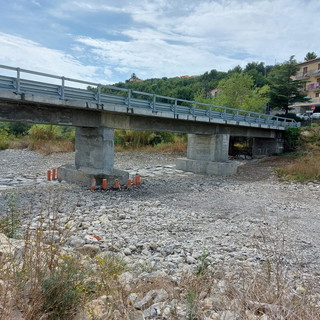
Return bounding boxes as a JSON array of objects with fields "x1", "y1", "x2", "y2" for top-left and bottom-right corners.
[{"x1": 0, "y1": 65, "x2": 299, "y2": 130}]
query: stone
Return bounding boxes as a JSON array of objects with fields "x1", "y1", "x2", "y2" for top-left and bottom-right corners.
[
  {"x1": 186, "y1": 255, "x2": 196, "y2": 264},
  {"x1": 0, "y1": 233, "x2": 20, "y2": 258},
  {"x1": 134, "y1": 289, "x2": 168, "y2": 310}
]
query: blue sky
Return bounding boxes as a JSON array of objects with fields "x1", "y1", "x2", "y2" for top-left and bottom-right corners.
[{"x1": 0, "y1": 0, "x2": 319, "y2": 85}]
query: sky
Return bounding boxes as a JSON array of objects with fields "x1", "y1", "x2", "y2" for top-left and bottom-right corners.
[{"x1": 0, "y1": 0, "x2": 319, "y2": 85}]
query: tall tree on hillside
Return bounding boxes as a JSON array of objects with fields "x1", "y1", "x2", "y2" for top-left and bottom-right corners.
[
  {"x1": 304, "y1": 52, "x2": 317, "y2": 61},
  {"x1": 213, "y1": 73, "x2": 269, "y2": 113},
  {"x1": 268, "y1": 56, "x2": 310, "y2": 115}
]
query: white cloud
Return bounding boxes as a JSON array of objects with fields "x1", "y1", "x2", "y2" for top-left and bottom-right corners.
[
  {"x1": 1, "y1": 0, "x2": 320, "y2": 85},
  {"x1": 76, "y1": 34, "x2": 238, "y2": 79},
  {"x1": 0, "y1": 32, "x2": 108, "y2": 84},
  {"x1": 124, "y1": 0, "x2": 320, "y2": 64}
]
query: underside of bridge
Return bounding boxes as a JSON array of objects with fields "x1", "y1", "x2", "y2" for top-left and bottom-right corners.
[
  {"x1": 58, "y1": 127, "x2": 284, "y2": 185},
  {"x1": 0, "y1": 95, "x2": 285, "y2": 186}
]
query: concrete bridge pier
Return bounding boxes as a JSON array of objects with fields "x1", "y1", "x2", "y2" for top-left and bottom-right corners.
[
  {"x1": 58, "y1": 126, "x2": 128, "y2": 186},
  {"x1": 176, "y1": 133, "x2": 238, "y2": 176}
]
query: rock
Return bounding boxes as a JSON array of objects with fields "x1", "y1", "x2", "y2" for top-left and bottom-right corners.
[
  {"x1": 134, "y1": 289, "x2": 168, "y2": 310},
  {"x1": 84, "y1": 234, "x2": 100, "y2": 243},
  {"x1": 67, "y1": 235, "x2": 85, "y2": 248},
  {"x1": 0, "y1": 233, "x2": 21, "y2": 258},
  {"x1": 186, "y1": 255, "x2": 196, "y2": 264}
]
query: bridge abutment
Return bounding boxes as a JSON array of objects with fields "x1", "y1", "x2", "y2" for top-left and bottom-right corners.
[
  {"x1": 176, "y1": 134, "x2": 238, "y2": 176},
  {"x1": 58, "y1": 127, "x2": 128, "y2": 186},
  {"x1": 251, "y1": 136, "x2": 284, "y2": 157}
]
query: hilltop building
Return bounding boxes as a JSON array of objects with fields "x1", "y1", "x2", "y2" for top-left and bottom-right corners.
[
  {"x1": 292, "y1": 57, "x2": 320, "y2": 113},
  {"x1": 126, "y1": 73, "x2": 143, "y2": 83}
]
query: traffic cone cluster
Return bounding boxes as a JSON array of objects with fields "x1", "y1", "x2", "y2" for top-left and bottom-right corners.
[
  {"x1": 47, "y1": 168, "x2": 57, "y2": 181},
  {"x1": 90, "y1": 175, "x2": 141, "y2": 191}
]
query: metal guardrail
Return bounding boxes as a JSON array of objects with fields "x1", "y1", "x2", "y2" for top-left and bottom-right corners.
[{"x1": 0, "y1": 65, "x2": 299, "y2": 128}]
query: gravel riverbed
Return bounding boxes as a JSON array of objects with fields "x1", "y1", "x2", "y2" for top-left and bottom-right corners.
[{"x1": 0, "y1": 149, "x2": 320, "y2": 318}]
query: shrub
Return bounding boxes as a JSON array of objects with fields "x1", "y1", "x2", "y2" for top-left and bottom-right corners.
[
  {"x1": 40, "y1": 255, "x2": 85, "y2": 320},
  {"x1": 27, "y1": 125, "x2": 74, "y2": 154},
  {"x1": 284, "y1": 127, "x2": 301, "y2": 151},
  {"x1": 0, "y1": 128, "x2": 10, "y2": 150},
  {"x1": 28, "y1": 124, "x2": 63, "y2": 141},
  {"x1": 6, "y1": 122, "x2": 32, "y2": 135},
  {"x1": 0, "y1": 193, "x2": 21, "y2": 238}
]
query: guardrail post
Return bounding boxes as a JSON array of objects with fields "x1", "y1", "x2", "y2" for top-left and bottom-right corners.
[
  {"x1": 16, "y1": 67, "x2": 21, "y2": 94},
  {"x1": 97, "y1": 84, "x2": 101, "y2": 105},
  {"x1": 152, "y1": 94, "x2": 156, "y2": 112},
  {"x1": 127, "y1": 89, "x2": 131, "y2": 109},
  {"x1": 61, "y1": 76, "x2": 65, "y2": 99},
  {"x1": 209, "y1": 107, "x2": 212, "y2": 120},
  {"x1": 223, "y1": 107, "x2": 227, "y2": 120},
  {"x1": 192, "y1": 102, "x2": 196, "y2": 117},
  {"x1": 174, "y1": 99, "x2": 177, "y2": 116}
]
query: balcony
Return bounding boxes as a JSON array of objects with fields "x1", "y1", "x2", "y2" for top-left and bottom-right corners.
[
  {"x1": 307, "y1": 83, "x2": 320, "y2": 91},
  {"x1": 296, "y1": 72, "x2": 310, "y2": 80},
  {"x1": 296, "y1": 68, "x2": 320, "y2": 80},
  {"x1": 291, "y1": 97, "x2": 320, "y2": 107}
]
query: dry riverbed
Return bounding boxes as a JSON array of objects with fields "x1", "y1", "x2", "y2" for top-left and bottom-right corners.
[{"x1": 0, "y1": 149, "x2": 319, "y2": 319}]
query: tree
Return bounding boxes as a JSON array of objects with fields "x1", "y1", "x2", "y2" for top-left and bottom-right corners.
[
  {"x1": 268, "y1": 56, "x2": 310, "y2": 115},
  {"x1": 243, "y1": 62, "x2": 273, "y2": 87},
  {"x1": 304, "y1": 52, "x2": 317, "y2": 61},
  {"x1": 212, "y1": 73, "x2": 269, "y2": 113}
]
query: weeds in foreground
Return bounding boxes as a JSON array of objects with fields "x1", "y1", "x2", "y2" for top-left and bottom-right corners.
[
  {"x1": 0, "y1": 192, "x2": 21, "y2": 238},
  {"x1": 1, "y1": 190, "x2": 320, "y2": 319}
]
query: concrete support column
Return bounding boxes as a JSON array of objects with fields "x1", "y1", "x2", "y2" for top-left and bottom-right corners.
[
  {"x1": 58, "y1": 127, "x2": 128, "y2": 186},
  {"x1": 251, "y1": 137, "x2": 284, "y2": 157},
  {"x1": 75, "y1": 127, "x2": 115, "y2": 173},
  {"x1": 187, "y1": 134, "x2": 229, "y2": 162},
  {"x1": 176, "y1": 133, "x2": 238, "y2": 176}
]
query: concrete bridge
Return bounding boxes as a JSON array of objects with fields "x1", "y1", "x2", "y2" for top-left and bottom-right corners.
[{"x1": 0, "y1": 65, "x2": 299, "y2": 185}]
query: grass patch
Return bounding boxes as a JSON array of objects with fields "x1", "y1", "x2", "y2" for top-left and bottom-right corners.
[
  {"x1": 0, "y1": 128, "x2": 10, "y2": 150},
  {"x1": 27, "y1": 125, "x2": 75, "y2": 155},
  {"x1": 277, "y1": 125, "x2": 320, "y2": 182},
  {"x1": 276, "y1": 153, "x2": 320, "y2": 182},
  {"x1": 115, "y1": 134, "x2": 187, "y2": 153}
]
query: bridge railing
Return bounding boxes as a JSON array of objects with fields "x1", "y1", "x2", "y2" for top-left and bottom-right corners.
[{"x1": 0, "y1": 65, "x2": 299, "y2": 128}]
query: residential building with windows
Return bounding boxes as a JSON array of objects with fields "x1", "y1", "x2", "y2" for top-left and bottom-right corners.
[{"x1": 292, "y1": 57, "x2": 320, "y2": 113}]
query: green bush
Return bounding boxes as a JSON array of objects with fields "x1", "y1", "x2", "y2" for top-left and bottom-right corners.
[
  {"x1": 28, "y1": 124, "x2": 63, "y2": 141},
  {"x1": 114, "y1": 130, "x2": 178, "y2": 148},
  {"x1": 284, "y1": 127, "x2": 301, "y2": 151},
  {"x1": 1, "y1": 122, "x2": 32, "y2": 135},
  {"x1": 41, "y1": 256, "x2": 85, "y2": 320},
  {"x1": 0, "y1": 128, "x2": 10, "y2": 150}
]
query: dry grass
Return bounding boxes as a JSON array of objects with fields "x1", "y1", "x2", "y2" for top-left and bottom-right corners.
[
  {"x1": 277, "y1": 153, "x2": 320, "y2": 181},
  {"x1": 28, "y1": 139, "x2": 75, "y2": 155},
  {"x1": 8, "y1": 136, "x2": 30, "y2": 149},
  {"x1": 277, "y1": 125, "x2": 320, "y2": 182},
  {"x1": 115, "y1": 135, "x2": 187, "y2": 154}
]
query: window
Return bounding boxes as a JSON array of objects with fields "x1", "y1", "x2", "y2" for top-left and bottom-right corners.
[{"x1": 303, "y1": 66, "x2": 308, "y2": 74}]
